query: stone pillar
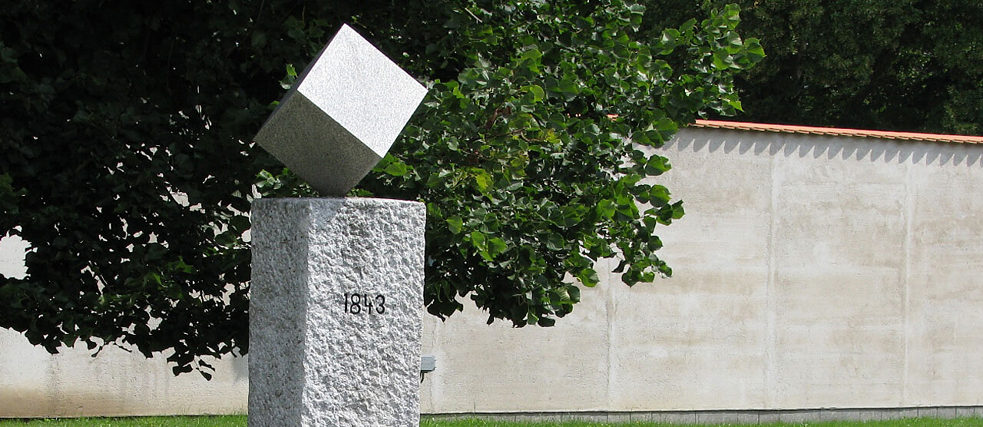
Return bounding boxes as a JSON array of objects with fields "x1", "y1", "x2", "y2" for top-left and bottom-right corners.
[{"x1": 249, "y1": 197, "x2": 425, "y2": 426}]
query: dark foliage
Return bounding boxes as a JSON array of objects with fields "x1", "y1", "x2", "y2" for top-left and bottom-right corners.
[{"x1": 0, "y1": 1, "x2": 760, "y2": 376}]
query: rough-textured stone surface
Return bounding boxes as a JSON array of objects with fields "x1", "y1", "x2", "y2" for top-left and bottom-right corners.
[
  {"x1": 253, "y1": 24, "x2": 427, "y2": 196},
  {"x1": 249, "y1": 198, "x2": 425, "y2": 426}
]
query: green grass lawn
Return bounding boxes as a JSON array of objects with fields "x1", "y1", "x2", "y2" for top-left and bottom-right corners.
[
  {"x1": 0, "y1": 416, "x2": 243, "y2": 427},
  {"x1": 1, "y1": 416, "x2": 982, "y2": 426},
  {"x1": 419, "y1": 417, "x2": 983, "y2": 427}
]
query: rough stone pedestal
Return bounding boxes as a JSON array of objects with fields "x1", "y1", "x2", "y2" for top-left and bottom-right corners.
[{"x1": 249, "y1": 198, "x2": 425, "y2": 427}]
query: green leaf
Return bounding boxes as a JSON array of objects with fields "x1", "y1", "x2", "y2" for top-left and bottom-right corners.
[
  {"x1": 472, "y1": 170, "x2": 492, "y2": 192},
  {"x1": 525, "y1": 84, "x2": 545, "y2": 102},
  {"x1": 561, "y1": 204, "x2": 587, "y2": 227},
  {"x1": 744, "y1": 38, "x2": 765, "y2": 61},
  {"x1": 577, "y1": 268, "x2": 600, "y2": 287},
  {"x1": 519, "y1": 47, "x2": 542, "y2": 62},
  {"x1": 280, "y1": 63, "x2": 298, "y2": 89},
  {"x1": 383, "y1": 160, "x2": 410, "y2": 177},
  {"x1": 644, "y1": 154, "x2": 670, "y2": 176},
  {"x1": 487, "y1": 237, "x2": 508, "y2": 257},
  {"x1": 545, "y1": 233, "x2": 565, "y2": 251},
  {"x1": 567, "y1": 285, "x2": 581, "y2": 303},
  {"x1": 446, "y1": 216, "x2": 464, "y2": 234},
  {"x1": 469, "y1": 231, "x2": 491, "y2": 260},
  {"x1": 671, "y1": 201, "x2": 685, "y2": 219},
  {"x1": 596, "y1": 199, "x2": 616, "y2": 219}
]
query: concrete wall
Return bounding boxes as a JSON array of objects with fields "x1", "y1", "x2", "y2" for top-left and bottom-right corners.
[
  {"x1": 3, "y1": 127, "x2": 983, "y2": 417},
  {"x1": 418, "y1": 128, "x2": 983, "y2": 413},
  {"x1": 0, "y1": 234, "x2": 249, "y2": 417}
]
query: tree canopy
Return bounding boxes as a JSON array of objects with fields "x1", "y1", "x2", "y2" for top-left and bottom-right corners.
[
  {"x1": 648, "y1": 0, "x2": 983, "y2": 135},
  {"x1": 0, "y1": 0, "x2": 762, "y2": 377}
]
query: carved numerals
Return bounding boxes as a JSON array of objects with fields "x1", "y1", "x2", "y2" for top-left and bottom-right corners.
[{"x1": 342, "y1": 293, "x2": 386, "y2": 315}]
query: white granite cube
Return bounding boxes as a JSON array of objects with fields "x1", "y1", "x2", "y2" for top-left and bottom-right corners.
[{"x1": 254, "y1": 24, "x2": 428, "y2": 196}]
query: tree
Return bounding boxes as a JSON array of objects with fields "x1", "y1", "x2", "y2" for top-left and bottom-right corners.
[
  {"x1": 0, "y1": 0, "x2": 762, "y2": 377},
  {"x1": 647, "y1": 0, "x2": 983, "y2": 135}
]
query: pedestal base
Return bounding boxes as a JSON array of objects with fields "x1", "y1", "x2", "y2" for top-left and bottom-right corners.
[{"x1": 249, "y1": 198, "x2": 425, "y2": 426}]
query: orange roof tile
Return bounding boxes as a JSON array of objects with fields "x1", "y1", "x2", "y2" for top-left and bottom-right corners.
[{"x1": 690, "y1": 120, "x2": 983, "y2": 145}]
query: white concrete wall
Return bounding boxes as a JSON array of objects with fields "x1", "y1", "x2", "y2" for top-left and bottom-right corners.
[
  {"x1": 0, "y1": 233, "x2": 249, "y2": 417},
  {"x1": 418, "y1": 128, "x2": 983, "y2": 413},
  {"x1": 3, "y1": 127, "x2": 983, "y2": 417}
]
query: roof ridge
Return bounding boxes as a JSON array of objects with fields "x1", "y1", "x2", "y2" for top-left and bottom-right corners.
[{"x1": 691, "y1": 120, "x2": 983, "y2": 145}]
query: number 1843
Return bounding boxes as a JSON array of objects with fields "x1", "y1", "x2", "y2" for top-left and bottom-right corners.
[{"x1": 342, "y1": 293, "x2": 386, "y2": 315}]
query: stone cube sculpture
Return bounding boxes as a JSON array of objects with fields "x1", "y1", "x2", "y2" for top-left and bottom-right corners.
[
  {"x1": 249, "y1": 24, "x2": 429, "y2": 427},
  {"x1": 254, "y1": 24, "x2": 428, "y2": 196}
]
